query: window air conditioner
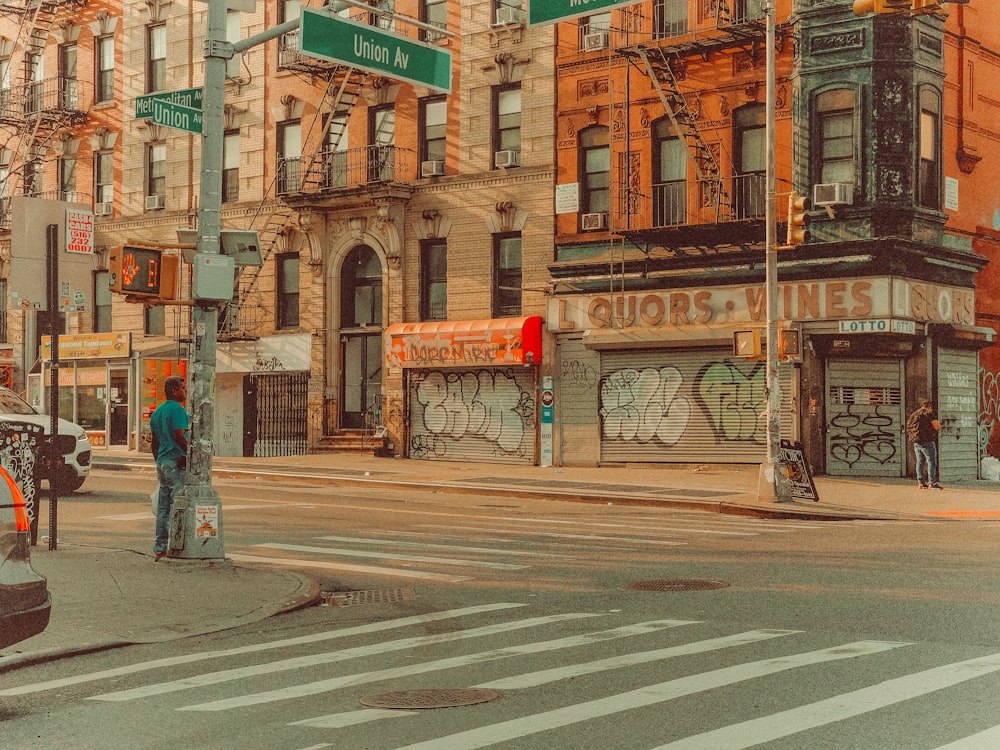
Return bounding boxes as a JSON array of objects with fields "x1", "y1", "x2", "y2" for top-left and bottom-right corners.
[
  {"x1": 493, "y1": 6, "x2": 522, "y2": 26},
  {"x1": 145, "y1": 194, "x2": 165, "y2": 211},
  {"x1": 421, "y1": 160, "x2": 445, "y2": 177},
  {"x1": 494, "y1": 150, "x2": 520, "y2": 168},
  {"x1": 94, "y1": 202, "x2": 112, "y2": 216},
  {"x1": 813, "y1": 182, "x2": 853, "y2": 207},
  {"x1": 583, "y1": 32, "x2": 609, "y2": 52},
  {"x1": 581, "y1": 212, "x2": 608, "y2": 231}
]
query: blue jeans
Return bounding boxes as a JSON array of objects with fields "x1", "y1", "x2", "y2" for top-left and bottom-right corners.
[
  {"x1": 914, "y1": 441, "x2": 938, "y2": 485},
  {"x1": 155, "y1": 459, "x2": 186, "y2": 555}
]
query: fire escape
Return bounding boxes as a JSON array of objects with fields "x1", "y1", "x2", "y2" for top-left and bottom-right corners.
[{"x1": 0, "y1": 0, "x2": 90, "y2": 231}]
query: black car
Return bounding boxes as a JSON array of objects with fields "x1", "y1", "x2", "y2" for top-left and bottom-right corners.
[{"x1": 0, "y1": 468, "x2": 50, "y2": 648}]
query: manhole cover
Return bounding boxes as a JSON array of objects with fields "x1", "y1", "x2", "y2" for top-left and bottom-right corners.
[
  {"x1": 359, "y1": 688, "x2": 500, "y2": 710},
  {"x1": 321, "y1": 588, "x2": 415, "y2": 607},
  {"x1": 626, "y1": 579, "x2": 730, "y2": 592}
]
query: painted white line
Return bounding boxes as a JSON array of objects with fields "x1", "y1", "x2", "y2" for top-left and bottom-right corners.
[
  {"x1": 934, "y1": 725, "x2": 1000, "y2": 749},
  {"x1": 390, "y1": 641, "x2": 911, "y2": 750},
  {"x1": 227, "y1": 553, "x2": 474, "y2": 582},
  {"x1": 291, "y1": 708, "x2": 416, "y2": 729},
  {"x1": 181, "y1": 619, "x2": 693, "y2": 712},
  {"x1": 0, "y1": 603, "x2": 525, "y2": 697},
  {"x1": 91, "y1": 613, "x2": 599, "y2": 703},
  {"x1": 255, "y1": 543, "x2": 529, "y2": 570},
  {"x1": 316, "y1": 534, "x2": 568, "y2": 558},
  {"x1": 99, "y1": 503, "x2": 315, "y2": 521},
  {"x1": 477, "y1": 629, "x2": 800, "y2": 690},
  {"x1": 419, "y1": 525, "x2": 687, "y2": 545},
  {"x1": 653, "y1": 651, "x2": 1000, "y2": 750}
]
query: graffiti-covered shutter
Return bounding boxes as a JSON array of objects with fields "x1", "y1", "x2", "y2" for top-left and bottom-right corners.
[
  {"x1": 824, "y1": 358, "x2": 904, "y2": 477},
  {"x1": 599, "y1": 348, "x2": 793, "y2": 464},
  {"x1": 936, "y1": 347, "x2": 978, "y2": 482},
  {"x1": 406, "y1": 368, "x2": 537, "y2": 464}
]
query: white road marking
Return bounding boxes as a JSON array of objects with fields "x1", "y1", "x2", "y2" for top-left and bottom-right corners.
[
  {"x1": 316, "y1": 534, "x2": 567, "y2": 558},
  {"x1": 0, "y1": 603, "x2": 525, "y2": 697},
  {"x1": 99, "y1": 503, "x2": 316, "y2": 521},
  {"x1": 419, "y1": 524, "x2": 687, "y2": 545},
  {"x1": 254, "y1": 543, "x2": 529, "y2": 570},
  {"x1": 227, "y1": 553, "x2": 474, "y2": 582},
  {"x1": 389, "y1": 641, "x2": 911, "y2": 750},
  {"x1": 180, "y1": 619, "x2": 695, "y2": 712},
  {"x1": 934, "y1": 725, "x2": 1000, "y2": 749},
  {"x1": 653, "y1": 651, "x2": 1000, "y2": 749},
  {"x1": 91, "y1": 613, "x2": 600, "y2": 703},
  {"x1": 291, "y1": 708, "x2": 416, "y2": 729}
]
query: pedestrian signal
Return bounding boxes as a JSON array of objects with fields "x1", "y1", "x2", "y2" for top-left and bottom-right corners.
[{"x1": 108, "y1": 245, "x2": 179, "y2": 300}]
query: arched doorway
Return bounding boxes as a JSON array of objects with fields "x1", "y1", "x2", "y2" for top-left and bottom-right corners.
[{"x1": 340, "y1": 245, "x2": 383, "y2": 428}]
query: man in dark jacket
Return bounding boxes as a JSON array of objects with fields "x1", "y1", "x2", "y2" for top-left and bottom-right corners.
[{"x1": 906, "y1": 400, "x2": 942, "y2": 490}]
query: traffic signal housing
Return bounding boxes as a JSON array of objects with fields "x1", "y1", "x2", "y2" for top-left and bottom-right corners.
[
  {"x1": 785, "y1": 192, "x2": 811, "y2": 248},
  {"x1": 108, "y1": 245, "x2": 179, "y2": 300},
  {"x1": 853, "y1": 0, "x2": 909, "y2": 14},
  {"x1": 910, "y1": 0, "x2": 943, "y2": 12}
]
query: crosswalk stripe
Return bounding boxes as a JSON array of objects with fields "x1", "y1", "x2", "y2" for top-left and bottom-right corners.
[
  {"x1": 99, "y1": 503, "x2": 316, "y2": 521},
  {"x1": 90, "y1": 613, "x2": 602, "y2": 703},
  {"x1": 500, "y1": 517, "x2": 758, "y2": 537},
  {"x1": 933, "y1": 725, "x2": 1000, "y2": 749},
  {"x1": 651, "y1": 651, "x2": 1000, "y2": 750},
  {"x1": 420, "y1": 525, "x2": 687, "y2": 545},
  {"x1": 389, "y1": 641, "x2": 910, "y2": 750},
  {"x1": 290, "y1": 708, "x2": 415, "y2": 729},
  {"x1": 254, "y1": 543, "x2": 530, "y2": 570},
  {"x1": 179, "y1": 619, "x2": 698, "y2": 712},
  {"x1": 226, "y1": 553, "x2": 475, "y2": 581},
  {"x1": 317, "y1": 534, "x2": 568, "y2": 558},
  {"x1": 0, "y1": 603, "x2": 525, "y2": 697}
]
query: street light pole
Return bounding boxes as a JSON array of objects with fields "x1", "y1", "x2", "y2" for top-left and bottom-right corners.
[{"x1": 758, "y1": 0, "x2": 792, "y2": 502}]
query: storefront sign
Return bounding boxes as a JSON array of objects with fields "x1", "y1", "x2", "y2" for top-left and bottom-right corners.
[
  {"x1": 838, "y1": 319, "x2": 917, "y2": 334},
  {"x1": 548, "y1": 277, "x2": 975, "y2": 333},
  {"x1": 41, "y1": 333, "x2": 130, "y2": 360},
  {"x1": 386, "y1": 317, "x2": 543, "y2": 368},
  {"x1": 65, "y1": 209, "x2": 95, "y2": 255},
  {"x1": 216, "y1": 334, "x2": 311, "y2": 373}
]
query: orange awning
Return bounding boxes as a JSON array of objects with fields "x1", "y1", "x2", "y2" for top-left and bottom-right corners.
[{"x1": 385, "y1": 316, "x2": 542, "y2": 368}]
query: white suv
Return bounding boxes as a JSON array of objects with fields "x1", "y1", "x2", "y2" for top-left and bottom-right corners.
[{"x1": 0, "y1": 387, "x2": 92, "y2": 493}]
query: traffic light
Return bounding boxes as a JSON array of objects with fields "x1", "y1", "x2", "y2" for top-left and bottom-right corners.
[
  {"x1": 853, "y1": 0, "x2": 909, "y2": 14},
  {"x1": 910, "y1": 0, "x2": 943, "y2": 12},
  {"x1": 785, "y1": 192, "x2": 811, "y2": 247},
  {"x1": 108, "y1": 245, "x2": 179, "y2": 300}
]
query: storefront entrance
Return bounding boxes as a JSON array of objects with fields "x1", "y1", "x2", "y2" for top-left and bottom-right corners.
[
  {"x1": 342, "y1": 333, "x2": 382, "y2": 429},
  {"x1": 109, "y1": 368, "x2": 129, "y2": 446}
]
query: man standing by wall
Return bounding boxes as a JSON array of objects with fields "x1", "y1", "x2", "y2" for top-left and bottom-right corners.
[
  {"x1": 906, "y1": 400, "x2": 942, "y2": 490},
  {"x1": 150, "y1": 376, "x2": 188, "y2": 560}
]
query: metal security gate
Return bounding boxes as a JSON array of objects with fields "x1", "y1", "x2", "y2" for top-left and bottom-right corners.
[
  {"x1": 825, "y1": 358, "x2": 904, "y2": 477},
  {"x1": 599, "y1": 348, "x2": 794, "y2": 464},
  {"x1": 937, "y1": 347, "x2": 978, "y2": 482},
  {"x1": 247, "y1": 372, "x2": 309, "y2": 457},
  {"x1": 406, "y1": 368, "x2": 537, "y2": 464}
]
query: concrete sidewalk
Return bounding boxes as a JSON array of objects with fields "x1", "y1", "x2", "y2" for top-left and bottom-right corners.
[{"x1": 4, "y1": 450, "x2": 998, "y2": 674}]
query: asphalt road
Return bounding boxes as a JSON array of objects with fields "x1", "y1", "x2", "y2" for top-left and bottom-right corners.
[{"x1": 2, "y1": 471, "x2": 1000, "y2": 749}]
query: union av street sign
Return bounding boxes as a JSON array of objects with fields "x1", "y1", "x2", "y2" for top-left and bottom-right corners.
[
  {"x1": 299, "y1": 7, "x2": 452, "y2": 94},
  {"x1": 135, "y1": 88, "x2": 204, "y2": 134},
  {"x1": 527, "y1": 0, "x2": 645, "y2": 27}
]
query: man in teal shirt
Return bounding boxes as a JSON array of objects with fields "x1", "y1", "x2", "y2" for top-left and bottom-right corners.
[{"x1": 149, "y1": 376, "x2": 188, "y2": 560}]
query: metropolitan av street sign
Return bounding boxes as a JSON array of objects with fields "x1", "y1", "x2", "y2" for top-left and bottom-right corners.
[
  {"x1": 299, "y1": 7, "x2": 452, "y2": 94},
  {"x1": 527, "y1": 0, "x2": 645, "y2": 27},
  {"x1": 135, "y1": 87, "x2": 204, "y2": 134}
]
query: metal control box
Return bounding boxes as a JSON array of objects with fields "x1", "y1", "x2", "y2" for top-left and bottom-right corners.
[{"x1": 192, "y1": 253, "x2": 235, "y2": 301}]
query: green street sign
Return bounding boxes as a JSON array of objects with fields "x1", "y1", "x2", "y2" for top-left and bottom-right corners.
[
  {"x1": 527, "y1": 0, "x2": 645, "y2": 27},
  {"x1": 300, "y1": 8, "x2": 452, "y2": 94},
  {"x1": 135, "y1": 88, "x2": 204, "y2": 134}
]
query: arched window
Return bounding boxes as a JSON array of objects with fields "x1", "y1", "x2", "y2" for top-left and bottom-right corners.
[{"x1": 340, "y1": 245, "x2": 382, "y2": 328}]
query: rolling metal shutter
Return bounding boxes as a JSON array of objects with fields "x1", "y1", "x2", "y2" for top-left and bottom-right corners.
[
  {"x1": 556, "y1": 336, "x2": 601, "y2": 466},
  {"x1": 936, "y1": 347, "x2": 979, "y2": 482},
  {"x1": 825, "y1": 358, "x2": 903, "y2": 477},
  {"x1": 406, "y1": 367, "x2": 537, "y2": 464},
  {"x1": 599, "y1": 348, "x2": 794, "y2": 464}
]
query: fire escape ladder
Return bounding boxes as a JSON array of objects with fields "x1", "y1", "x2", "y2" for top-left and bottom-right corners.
[
  {"x1": 633, "y1": 45, "x2": 733, "y2": 221},
  {"x1": 298, "y1": 66, "x2": 368, "y2": 194}
]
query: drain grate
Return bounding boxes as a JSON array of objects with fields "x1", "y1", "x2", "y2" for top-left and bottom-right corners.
[
  {"x1": 321, "y1": 587, "x2": 416, "y2": 607},
  {"x1": 626, "y1": 579, "x2": 730, "y2": 592},
  {"x1": 360, "y1": 688, "x2": 500, "y2": 710}
]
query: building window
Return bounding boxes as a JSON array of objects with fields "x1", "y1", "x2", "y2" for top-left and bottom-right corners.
[
  {"x1": 94, "y1": 271, "x2": 111, "y2": 333},
  {"x1": 816, "y1": 88, "x2": 856, "y2": 186},
  {"x1": 324, "y1": 114, "x2": 349, "y2": 188},
  {"x1": 580, "y1": 125, "x2": 610, "y2": 218},
  {"x1": 579, "y1": 12, "x2": 610, "y2": 49},
  {"x1": 340, "y1": 245, "x2": 382, "y2": 327},
  {"x1": 0, "y1": 58, "x2": 9, "y2": 115},
  {"x1": 493, "y1": 234, "x2": 521, "y2": 318},
  {"x1": 147, "y1": 142, "x2": 166, "y2": 207},
  {"x1": 278, "y1": 0, "x2": 301, "y2": 67},
  {"x1": 96, "y1": 35, "x2": 114, "y2": 103},
  {"x1": 24, "y1": 52, "x2": 42, "y2": 115},
  {"x1": 277, "y1": 120, "x2": 301, "y2": 194},
  {"x1": 651, "y1": 118, "x2": 685, "y2": 226},
  {"x1": 95, "y1": 150, "x2": 113, "y2": 209},
  {"x1": 277, "y1": 253, "x2": 300, "y2": 329},
  {"x1": 145, "y1": 304, "x2": 164, "y2": 336},
  {"x1": 223, "y1": 129, "x2": 239, "y2": 203},
  {"x1": 58, "y1": 157, "x2": 76, "y2": 202},
  {"x1": 59, "y1": 43, "x2": 78, "y2": 109},
  {"x1": 919, "y1": 88, "x2": 941, "y2": 210},
  {"x1": 420, "y1": 240, "x2": 447, "y2": 321},
  {"x1": 734, "y1": 103, "x2": 765, "y2": 219},
  {"x1": 421, "y1": 0, "x2": 447, "y2": 41},
  {"x1": 654, "y1": 0, "x2": 688, "y2": 39},
  {"x1": 23, "y1": 155, "x2": 41, "y2": 196},
  {"x1": 493, "y1": 84, "x2": 521, "y2": 167},
  {"x1": 147, "y1": 24, "x2": 166, "y2": 93},
  {"x1": 420, "y1": 96, "x2": 447, "y2": 165},
  {"x1": 368, "y1": 104, "x2": 395, "y2": 182}
]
